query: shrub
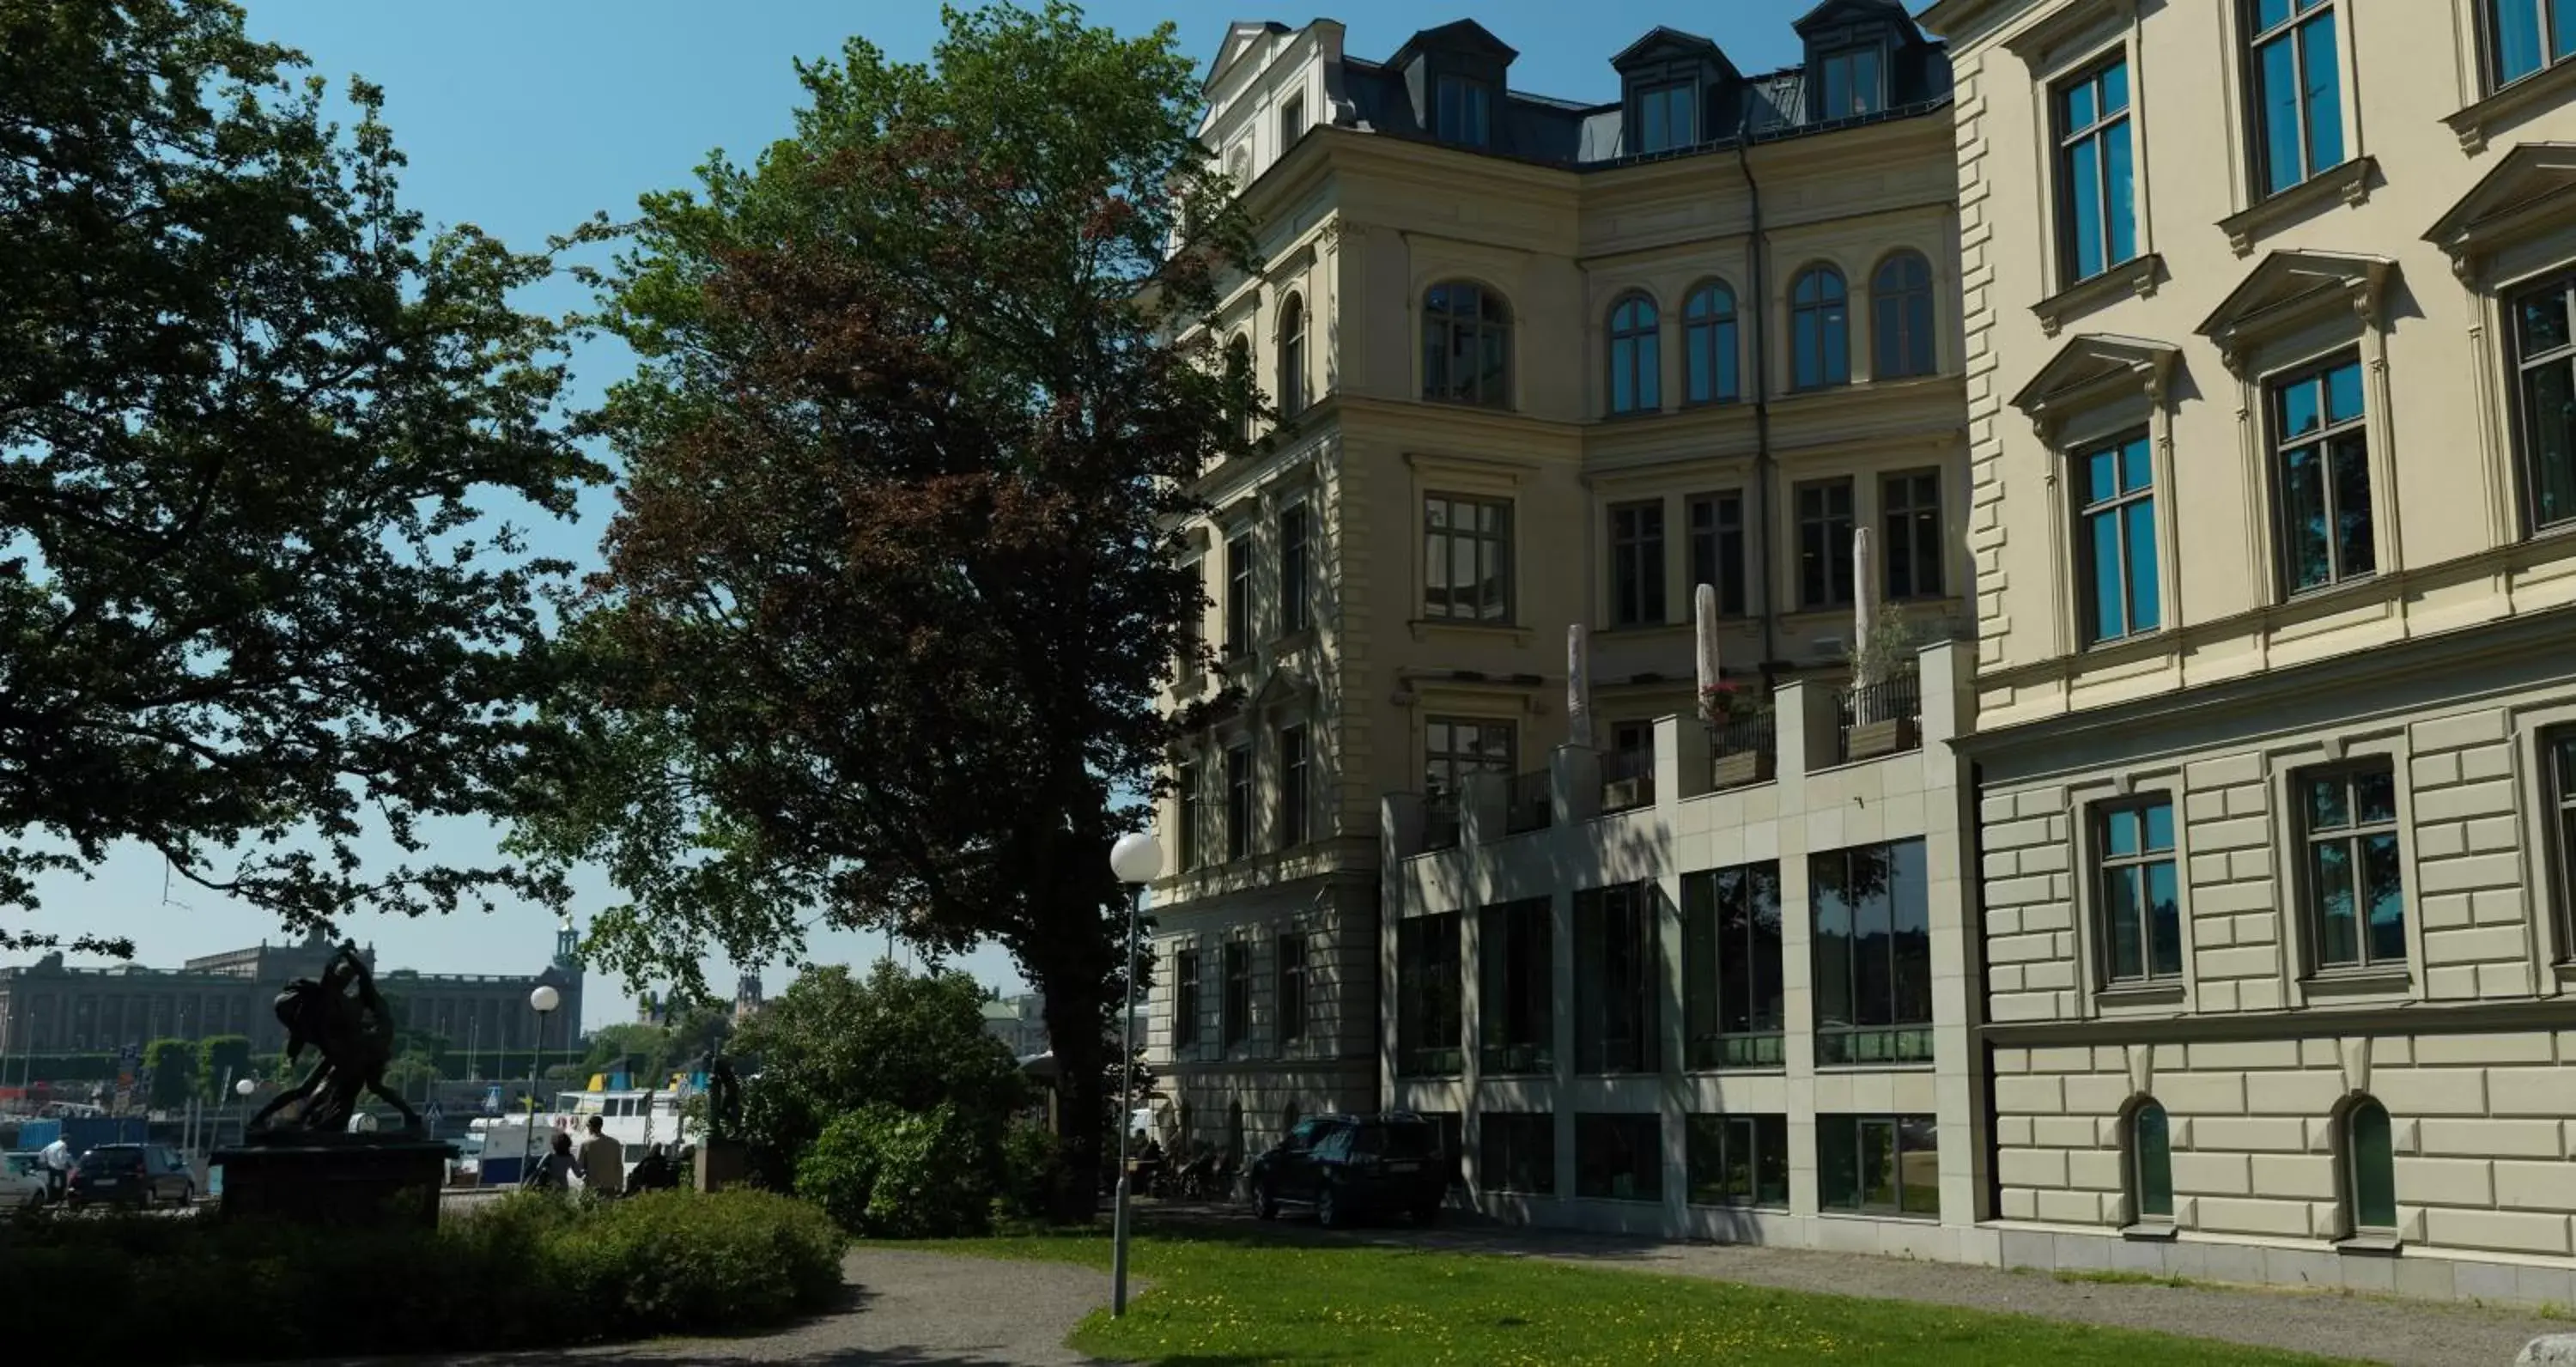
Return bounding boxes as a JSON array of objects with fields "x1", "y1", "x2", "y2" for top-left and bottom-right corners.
[
  {"x1": 0, "y1": 1188, "x2": 845, "y2": 1364},
  {"x1": 796, "y1": 1103, "x2": 993, "y2": 1238},
  {"x1": 998, "y1": 1116, "x2": 1062, "y2": 1219}
]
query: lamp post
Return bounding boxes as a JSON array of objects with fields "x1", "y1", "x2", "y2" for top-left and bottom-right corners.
[
  {"x1": 1106, "y1": 830, "x2": 1162, "y2": 1319},
  {"x1": 523, "y1": 984, "x2": 561, "y2": 1180},
  {"x1": 234, "y1": 1075, "x2": 255, "y2": 1148}
]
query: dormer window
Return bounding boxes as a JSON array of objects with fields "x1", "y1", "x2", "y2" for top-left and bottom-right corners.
[
  {"x1": 1436, "y1": 75, "x2": 1492, "y2": 147},
  {"x1": 1637, "y1": 81, "x2": 1697, "y2": 153},
  {"x1": 1816, "y1": 46, "x2": 1884, "y2": 119}
]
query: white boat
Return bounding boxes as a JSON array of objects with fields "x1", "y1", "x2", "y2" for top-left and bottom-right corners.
[{"x1": 469, "y1": 1088, "x2": 696, "y2": 1188}]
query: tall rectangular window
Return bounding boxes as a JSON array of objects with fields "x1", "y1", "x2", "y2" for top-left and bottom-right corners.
[
  {"x1": 2250, "y1": 0, "x2": 2344, "y2": 196},
  {"x1": 1637, "y1": 80, "x2": 1695, "y2": 153},
  {"x1": 1811, "y1": 840, "x2": 1934, "y2": 1066},
  {"x1": 1221, "y1": 940, "x2": 1251, "y2": 1049},
  {"x1": 2303, "y1": 762, "x2": 2404, "y2": 971},
  {"x1": 1817, "y1": 46, "x2": 1884, "y2": 119},
  {"x1": 1276, "y1": 932, "x2": 1308, "y2": 1045},
  {"x1": 1278, "y1": 504, "x2": 1311, "y2": 635},
  {"x1": 1689, "y1": 491, "x2": 1747, "y2": 616},
  {"x1": 1479, "y1": 897, "x2": 1554, "y2": 1074},
  {"x1": 2512, "y1": 273, "x2": 2576, "y2": 532},
  {"x1": 1574, "y1": 883, "x2": 1658, "y2": 1074},
  {"x1": 1425, "y1": 716, "x2": 1515, "y2": 808},
  {"x1": 1172, "y1": 950, "x2": 1200, "y2": 1052},
  {"x1": 1609, "y1": 500, "x2": 1667, "y2": 627},
  {"x1": 1280, "y1": 91, "x2": 1307, "y2": 145},
  {"x1": 1277, "y1": 724, "x2": 1309, "y2": 849},
  {"x1": 1796, "y1": 479, "x2": 1856, "y2": 610},
  {"x1": 1480, "y1": 1112, "x2": 1555, "y2": 1194},
  {"x1": 2097, "y1": 799, "x2": 2182, "y2": 983},
  {"x1": 2270, "y1": 354, "x2": 2374, "y2": 593},
  {"x1": 1818, "y1": 1114, "x2": 1939, "y2": 1216},
  {"x1": 1224, "y1": 742, "x2": 1254, "y2": 860},
  {"x1": 1424, "y1": 494, "x2": 1514, "y2": 623},
  {"x1": 2077, "y1": 432, "x2": 2161, "y2": 644},
  {"x1": 1880, "y1": 470, "x2": 1944, "y2": 599},
  {"x1": 1682, "y1": 863, "x2": 1785, "y2": 1069},
  {"x1": 2490, "y1": 0, "x2": 2576, "y2": 88},
  {"x1": 1435, "y1": 75, "x2": 1492, "y2": 147},
  {"x1": 2549, "y1": 732, "x2": 2576, "y2": 952},
  {"x1": 1394, "y1": 913, "x2": 1462, "y2": 1076},
  {"x1": 1176, "y1": 758, "x2": 1202, "y2": 871},
  {"x1": 2056, "y1": 58, "x2": 2136, "y2": 285},
  {"x1": 1686, "y1": 1113, "x2": 1789, "y2": 1207},
  {"x1": 1224, "y1": 529, "x2": 1254, "y2": 654},
  {"x1": 1575, "y1": 1113, "x2": 1662, "y2": 1201}
]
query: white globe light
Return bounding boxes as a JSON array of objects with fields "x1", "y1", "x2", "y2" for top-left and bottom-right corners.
[
  {"x1": 235, "y1": 1078, "x2": 257, "y2": 1097},
  {"x1": 1109, "y1": 830, "x2": 1164, "y2": 884},
  {"x1": 529, "y1": 984, "x2": 562, "y2": 1014}
]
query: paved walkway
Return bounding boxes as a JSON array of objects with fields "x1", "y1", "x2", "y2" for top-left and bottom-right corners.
[{"x1": 1145, "y1": 1201, "x2": 2568, "y2": 1367}]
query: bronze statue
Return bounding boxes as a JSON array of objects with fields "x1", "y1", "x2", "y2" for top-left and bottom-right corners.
[
  {"x1": 702, "y1": 1054, "x2": 744, "y2": 1141},
  {"x1": 246, "y1": 942, "x2": 421, "y2": 1136}
]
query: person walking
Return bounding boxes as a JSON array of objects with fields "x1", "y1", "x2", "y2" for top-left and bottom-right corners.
[
  {"x1": 579, "y1": 1115, "x2": 624, "y2": 1200},
  {"x1": 624, "y1": 1142, "x2": 677, "y2": 1196},
  {"x1": 39, "y1": 1135, "x2": 71, "y2": 1204},
  {"x1": 525, "y1": 1130, "x2": 581, "y2": 1194}
]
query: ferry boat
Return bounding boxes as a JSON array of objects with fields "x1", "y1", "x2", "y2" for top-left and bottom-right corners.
[{"x1": 471, "y1": 1087, "x2": 696, "y2": 1188}]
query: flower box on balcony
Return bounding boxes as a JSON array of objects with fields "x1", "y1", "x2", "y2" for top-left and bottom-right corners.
[
  {"x1": 1844, "y1": 716, "x2": 1917, "y2": 762},
  {"x1": 1710, "y1": 748, "x2": 1774, "y2": 790},
  {"x1": 1602, "y1": 776, "x2": 1648, "y2": 811}
]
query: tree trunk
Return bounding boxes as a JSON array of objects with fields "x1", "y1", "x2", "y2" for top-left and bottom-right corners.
[{"x1": 1036, "y1": 966, "x2": 1110, "y2": 1224}]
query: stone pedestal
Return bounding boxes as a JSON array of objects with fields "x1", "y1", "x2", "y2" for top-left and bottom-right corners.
[
  {"x1": 212, "y1": 1134, "x2": 453, "y2": 1229},
  {"x1": 695, "y1": 1138, "x2": 750, "y2": 1193}
]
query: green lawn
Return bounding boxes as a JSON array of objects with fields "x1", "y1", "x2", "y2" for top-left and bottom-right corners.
[{"x1": 921, "y1": 1228, "x2": 2356, "y2": 1367}]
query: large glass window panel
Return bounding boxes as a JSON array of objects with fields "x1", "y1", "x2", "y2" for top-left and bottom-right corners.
[
  {"x1": 1394, "y1": 914, "x2": 1462, "y2": 1077},
  {"x1": 1684, "y1": 283, "x2": 1739, "y2": 405},
  {"x1": 1478, "y1": 898, "x2": 1553, "y2": 1074},
  {"x1": 2305, "y1": 764, "x2": 2406, "y2": 972},
  {"x1": 2513, "y1": 275, "x2": 2576, "y2": 532},
  {"x1": 2251, "y1": 2, "x2": 2342, "y2": 195},
  {"x1": 1681, "y1": 863, "x2": 1785, "y2": 1069},
  {"x1": 2270, "y1": 356, "x2": 2373, "y2": 593},
  {"x1": 1422, "y1": 283, "x2": 1510, "y2": 407},
  {"x1": 2134, "y1": 1101, "x2": 2174, "y2": 1220},
  {"x1": 1575, "y1": 884, "x2": 1660, "y2": 1074},
  {"x1": 1812, "y1": 841, "x2": 1933, "y2": 1065},
  {"x1": 1791, "y1": 267, "x2": 1850, "y2": 390},
  {"x1": 2056, "y1": 58, "x2": 2136, "y2": 285}
]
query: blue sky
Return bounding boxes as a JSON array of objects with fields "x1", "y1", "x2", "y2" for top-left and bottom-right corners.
[{"x1": 19, "y1": 2, "x2": 1829, "y2": 1030}]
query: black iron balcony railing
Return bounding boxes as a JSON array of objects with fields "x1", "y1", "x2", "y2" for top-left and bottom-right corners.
[
  {"x1": 1504, "y1": 769, "x2": 1552, "y2": 835},
  {"x1": 1835, "y1": 668, "x2": 1923, "y2": 763},
  {"x1": 1600, "y1": 746, "x2": 1656, "y2": 814},
  {"x1": 1423, "y1": 794, "x2": 1461, "y2": 852},
  {"x1": 1704, "y1": 710, "x2": 1777, "y2": 791}
]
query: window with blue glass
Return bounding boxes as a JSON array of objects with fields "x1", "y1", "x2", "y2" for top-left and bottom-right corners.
[
  {"x1": 1684, "y1": 282, "x2": 1739, "y2": 404},
  {"x1": 1637, "y1": 81, "x2": 1696, "y2": 154},
  {"x1": 2097, "y1": 800, "x2": 2180, "y2": 983},
  {"x1": 2055, "y1": 58, "x2": 2136, "y2": 285},
  {"x1": 2076, "y1": 432, "x2": 2160, "y2": 644},
  {"x1": 2249, "y1": 0, "x2": 2344, "y2": 197},
  {"x1": 1872, "y1": 252, "x2": 1935, "y2": 380},
  {"x1": 1607, "y1": 294, "x2": 1661, "y2": 416},
  {"x1": 1436, "y1": 75, "x2": 1492, "y2": 147},
  {"x1": 2511, "y1": 273, "x2": 2576, "y2": 532},
  {"x1": 1791, "y1": 265, "x2": 1850, "y2": 391},
  {"x1": 2269, "y1": 354, "x2": 2374, "y2": 593},
  {"x1": 2489, "y1": 0, "x2": 2576, "y2": 88},
  {"x1": 1816, "y1": 46, "x2": 1885, "y2": 120},
  {"x1": 2302, "y1": 762, "x2": 2405, "y2": 972}
]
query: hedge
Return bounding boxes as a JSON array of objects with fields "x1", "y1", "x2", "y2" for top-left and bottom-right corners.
[{"x1": 0, "y1": 1188, "x2": 847, "y2": 1362}]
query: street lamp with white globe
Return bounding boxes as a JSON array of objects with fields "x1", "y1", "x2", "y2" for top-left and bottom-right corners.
[
  {"x1": 1106, "y1": 829, "x2": 1162, "y2": 1319},
  {"x1": 522, "y1": 983, "x2": 562, "y2": 1179}
]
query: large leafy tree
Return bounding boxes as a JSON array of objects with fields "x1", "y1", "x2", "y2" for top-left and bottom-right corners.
[
  {"x1": 517, "y1": 1, "x2": 1252, "y2": 1217},
  {"x1": 0, "y1": 0, "x2": 601, "y2": 952}
]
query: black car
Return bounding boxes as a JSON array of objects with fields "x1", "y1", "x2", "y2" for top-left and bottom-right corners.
[
  {"x1": 66, "y1": 1143, "x2": 195, "y2": 1210},
  {"x1": 1246, "y1": 1112, "x2": 1443, "y2": 1228}
]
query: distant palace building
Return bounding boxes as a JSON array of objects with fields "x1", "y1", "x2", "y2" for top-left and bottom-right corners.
[{"x1": 0, "y1": 922, "x2": 584, "y2": 1059}]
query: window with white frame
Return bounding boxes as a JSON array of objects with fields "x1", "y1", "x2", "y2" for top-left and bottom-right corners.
[
  {"x1": 2055, "y1": 56, "x2": 2137, "y2": 285},
  {"x1": 2300, "y1": 762, "x2": 2404, "y2": 972}
]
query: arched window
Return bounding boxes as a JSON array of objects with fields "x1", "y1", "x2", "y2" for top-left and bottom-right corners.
[
  {"x1": 2127, "y1": 1098, "x2": 2172, "y2": 1223},
  {"x1": 1278, "y1": 294, "x2": 1307, "y2": 418},
  {"x1": 1607, "y1": 293, "x2": 1661, "y2": 416},
  {"x1": 1225, "y1": 333, "x2": 1255, "y2": 444},
  {"x1": 1791, "y1": 265, "x2": 1850, "y2": 390},
  {"x1": 1873, "y1": 252, "x2": 1936, "y2": 380},
  {"x1": 1684, "y1": 282, "x2": 1739, "y2": 405},
  {"x1": 2344, "y1": 1097, "x2": 2397, "y2": 1235},
  {"x1": 1423, "y1": 281, "x2": 1511, "y2": 408}
]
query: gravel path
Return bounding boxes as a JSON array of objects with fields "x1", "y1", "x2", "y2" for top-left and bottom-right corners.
[{"x1": 1146, "y1": 1204, "x2": 2565, "y2": 1367}]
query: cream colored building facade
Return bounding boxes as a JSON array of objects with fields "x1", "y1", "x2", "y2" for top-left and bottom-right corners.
[
  {"x1": 1933, "y1": 0, "x2": 2576, "y2": 1303},
  {"x1": 1145, "y1": 3, "x2": 1971, "y2": 1174}
]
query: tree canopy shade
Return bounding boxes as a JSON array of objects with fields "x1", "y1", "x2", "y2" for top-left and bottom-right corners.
[
  {"x1": 0, "y1": 0, "x2": 603, "y2": 954},
  {"x1": 513, "y1": 1, "x2": 1257, "y2": 1218}
]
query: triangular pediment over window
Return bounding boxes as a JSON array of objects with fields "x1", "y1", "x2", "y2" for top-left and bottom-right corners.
[
  {"x1": 1795, "y1": 0, "x2": 1923, "y2": 37},
  {"x1": 1388, "y1": 19, "x2": 1518, "y2": 68},
  {"x1": 1612, "y1": 26, "x2": 1721, "y2": 70},
  {"x1": 1203, "y1": 21, "x2": 1291, "y2": 91},
  {"x1": 2009, "y1": 333, "x2": 2178, "y2": 428},
  {"x1": 2195, "y1": 250, "x2": 2395, "y2": 368},
  {"x1": 2423, "y1": 142, "x2": 2576, "y2": 277},
  {"x1": 1245, "y1": 665, "x2": 1315, "y2": 714}
]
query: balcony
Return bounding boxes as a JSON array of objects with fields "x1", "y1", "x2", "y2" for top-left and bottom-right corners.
[
  {"x1": 1705, "y1": 709, "x2": 1777, "y2": 792},
  {"x1": 1836, "y1": 668, "x2": 1923, "y2": 764},
  {"x1": 1504, "y1": 769, "x2": 1553, "y2": 835}
]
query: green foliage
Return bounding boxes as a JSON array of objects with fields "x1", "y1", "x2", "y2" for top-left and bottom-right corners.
[
  {"x1": 732, "y1": 963, "x2": 1025, "y2": 1192},
  {"x1": 797, "y1": 1103, "x2": 993, "y2": 1239},
  {"x1": 997, "y1": 1117, "x2": 1063, "y2": 1221},
  {"x1": 193, "y1": 1037, "x2": 252, "y2": 1099},
  {"x1": 0, "y1": 1189, "x2": 843, "y2": 1363},
  {"x1": 0, "y1": 0, "x2": 604, "y2": 956},
  {"x1": 510, "y1": 0, "x2": 1250, "y2": 1221},
  {"x1": 140, "y1": 1039, "x2": 195, "y2": 1110}
]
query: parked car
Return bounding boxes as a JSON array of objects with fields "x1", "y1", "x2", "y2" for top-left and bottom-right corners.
[
  {"x1": 1246, "y1": 1112, "x2": 1443, "y2": 1228},
  {"x1": 66, "y1": 1143, "x2": 195, "y2": 1210},
  {"x1": 2, "y1": 1151, "x2": 46, "y2": 1208}
]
